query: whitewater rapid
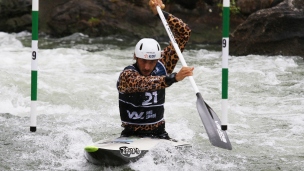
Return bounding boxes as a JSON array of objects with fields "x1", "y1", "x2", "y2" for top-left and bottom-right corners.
[{"x1": 0, "y1": 32, "x2": 303, "y2": 171}]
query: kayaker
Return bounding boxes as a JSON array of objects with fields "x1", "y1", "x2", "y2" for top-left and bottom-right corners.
[{"x1": 117, "y1": 0, "x2": 193, "y2": 139}]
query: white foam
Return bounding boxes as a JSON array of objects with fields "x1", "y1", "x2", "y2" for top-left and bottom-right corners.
[
  {"x1": 1, "y1": 32, "x2": 304, "y2": 170},
  {"x1": 0, "y1": 32, "x2": 23, "y2": 50}
]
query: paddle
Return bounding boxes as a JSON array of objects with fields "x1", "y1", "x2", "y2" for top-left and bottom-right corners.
[{"x1": 156, "y1": 6, "x2": 232, "y2": 150}]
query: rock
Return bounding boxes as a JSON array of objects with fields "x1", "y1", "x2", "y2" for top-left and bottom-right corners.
[
  {"x1": 45, "y1": 0, "x2": 166, "y2": 38},
  {"x1": 5, "y1": 14, "x2": 32, "y2": 32},
  {"x1": 45, "y1": 0, "x2": 243, "y2": 44},
  {"x1": 173, "y1": 0, "x2": 200, "y2": 9},
  {"x1": 0, "y1": 0, "x2": 244, "y2": 45},
  {"x1": 237, "y1": 0, "x2": 284, "y2": 15},
  {"x1": 230, "y1": 0, "x2": 304, "y2": 57},
  {"x1": 6, "y1": 0, "x2": 304, "y2": 58},
  {"x1": 47, "y1": 0, "x2": 104, "y2": 37},
  {"x1": 0, "y1": 0, "x2": 31, "y2": 32}
]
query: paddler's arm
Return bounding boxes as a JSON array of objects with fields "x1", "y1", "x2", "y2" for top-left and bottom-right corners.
[
  {"x1": 117, "y1": 69, "x2": 178, "y2": 93},
  {"x1": 163, "y1": 13, "x2": 191, "y2": 53},
  {"x1": 149, "y1": 0, "x2": 192, "y2": 74}
]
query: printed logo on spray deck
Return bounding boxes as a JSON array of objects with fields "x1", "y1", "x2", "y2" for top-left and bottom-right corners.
[
  {"x1": 215, "y1": 121, "x2": 227, "y2": 143},
  {"x1": 127, "y1": 110, "x2": 144, "y2": 119},
  {"x1": 119, "y1": 146, "x2": 141, "y2": 158}
]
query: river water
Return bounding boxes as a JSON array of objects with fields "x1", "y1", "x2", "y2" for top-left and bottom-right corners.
[{"x1": 0, "y1": 32, "x2": 303, "y2": 171}]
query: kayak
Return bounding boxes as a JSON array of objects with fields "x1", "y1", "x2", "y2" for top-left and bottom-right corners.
[{"x1": 84, "y1": 136, "x2": 191, "y2": 166}]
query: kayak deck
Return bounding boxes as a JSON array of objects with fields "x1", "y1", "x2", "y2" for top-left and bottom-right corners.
[{"x1": 84, "y1": 136, "x2": 191, "y2": 166}]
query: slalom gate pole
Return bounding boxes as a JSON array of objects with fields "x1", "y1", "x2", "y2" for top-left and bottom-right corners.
[
  {"x1": 30, "y1": 0, "x2": 39, "y2": 132},
  {"x1": 221, "y1": 0, "x2": 230, "y2": 131}
]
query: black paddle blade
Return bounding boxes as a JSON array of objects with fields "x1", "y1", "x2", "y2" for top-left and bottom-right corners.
[{"x1": 196, "y1": 93, "x2": 232, "y2": 150}]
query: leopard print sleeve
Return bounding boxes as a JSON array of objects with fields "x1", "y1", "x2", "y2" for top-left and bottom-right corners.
[
  {"x1": 159, "y1": 13, "x2": 191, "y2": 74},
  {"x1": 118, "y1": 70, "x2": 167, "y2": 93}
]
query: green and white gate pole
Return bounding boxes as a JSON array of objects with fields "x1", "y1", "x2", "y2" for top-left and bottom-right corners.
[
  {"x1": 221, "y1": 0, "x2": 230, "y2": 131},
  {"x1": 30, "y1": 0, "x2": 39, "y2": 132}
]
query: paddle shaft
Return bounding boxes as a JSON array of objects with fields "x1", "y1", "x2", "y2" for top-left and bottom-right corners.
[
  {"x1": 157, "y1": 7, "x2": 232, "y2": 150},
  {"x1": 156, "y1": 6, "x2": 199, "y2": 94}
]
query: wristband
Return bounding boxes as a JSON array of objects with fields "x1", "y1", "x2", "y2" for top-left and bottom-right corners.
[{"x1": 165, "y1": 72, "x2": 177, "y2": 86}]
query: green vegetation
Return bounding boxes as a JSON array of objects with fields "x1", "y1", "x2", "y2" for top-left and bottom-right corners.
[
  {"x1": 88, "y1": 17, "x2": 101, "y2": 27},
  {"x1": 218, "y1": 0, "x2": 240, "y2": 15}
]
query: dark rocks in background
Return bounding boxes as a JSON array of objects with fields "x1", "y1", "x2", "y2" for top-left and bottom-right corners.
[
  {"x1": 172, "y1": 0, "x2": 200, "y2": 10},
  {"x1": 237, "y1": 0, "x2": 284, "y2": 16},
  {"x1": 1, "y1": 0, "x2": 239, "y2": 44},
  {"x1": 46, "y1": 0, "x2": 227, "y2": 43},
  {"x1": 47, "y1": 0, "x2": 104, "y2": 37},
  {"x1": 0, "y1": 0, "x2": 31, "y2": 32},
  {"x1": 0, "y1": 0, "x2": 303, "y2": 57},
  {"x1": 230, "y1": 0, "x2": 304, "y2": 57},
  {"x1": 42, "y1": 0, "x2": 169, "y2": 38}
]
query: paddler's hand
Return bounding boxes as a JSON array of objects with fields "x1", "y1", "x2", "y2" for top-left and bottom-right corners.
[
  {"x1": 176, "y1": 66, "x2": 194, "y2": 82},
  {"x1": 149, "y1": 0, "x2": 165, "y2": 15}
]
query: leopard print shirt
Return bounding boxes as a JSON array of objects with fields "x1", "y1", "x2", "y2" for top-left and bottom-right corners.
[{"x1": 118, "y1": 13, "x2": 191, "y2": 94}]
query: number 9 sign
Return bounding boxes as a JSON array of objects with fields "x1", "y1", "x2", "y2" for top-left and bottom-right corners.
[{"x1": 222, "y1": 39, "x2": 227, "y2": 48}]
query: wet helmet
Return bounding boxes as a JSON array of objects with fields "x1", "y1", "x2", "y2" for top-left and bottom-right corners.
[{"x1": 134, "y1": 38, "x2": 161, "y2": 60}]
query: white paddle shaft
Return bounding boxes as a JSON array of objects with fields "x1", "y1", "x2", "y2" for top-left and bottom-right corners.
[{"x1": 156, "y1": 6, "x2": 199, "y2": 93}]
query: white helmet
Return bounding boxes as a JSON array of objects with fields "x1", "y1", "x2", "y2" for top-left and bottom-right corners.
[{"x1": 134, "y1": 38, "x2": 161, "y2": 60}]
